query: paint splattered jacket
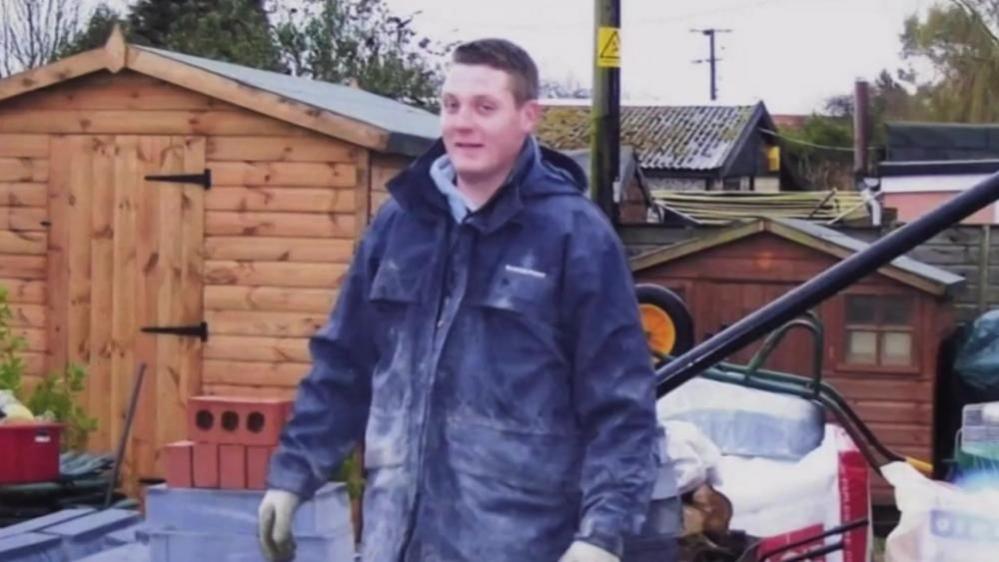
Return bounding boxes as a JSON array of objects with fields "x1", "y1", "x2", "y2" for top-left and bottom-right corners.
[{"x1": 268, "y1": 138, "x2": 658, "y2": 562}]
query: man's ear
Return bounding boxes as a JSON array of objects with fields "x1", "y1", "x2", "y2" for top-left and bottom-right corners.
[{"x1": 521, "y1": 99, "x2": 541, "y2": 132}]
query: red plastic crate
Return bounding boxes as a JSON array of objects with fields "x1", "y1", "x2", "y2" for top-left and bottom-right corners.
[{"x1": 0, "y1": 423, "x2": 62, "y2": 484}]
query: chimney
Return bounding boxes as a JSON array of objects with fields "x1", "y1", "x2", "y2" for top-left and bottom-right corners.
[{"x1": 853, "y1": 79, "x2": 871, "y2": 181}]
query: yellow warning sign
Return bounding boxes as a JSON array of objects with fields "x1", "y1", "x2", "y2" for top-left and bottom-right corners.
[{"x1": 597, "y1": 27, "x2": 620, "y2": 68}]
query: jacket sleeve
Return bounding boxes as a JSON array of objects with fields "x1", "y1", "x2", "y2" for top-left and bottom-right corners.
[
  {"x1": 563, "y1": 206, "x2": 658, "y2": 557},
  {"x1": 265, "y1": 207, "x2": 392, "y2": 500}
]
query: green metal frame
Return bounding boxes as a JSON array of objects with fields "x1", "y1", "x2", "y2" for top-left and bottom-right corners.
[
  {"x1": 743, "y1": 310, "x2": 824, "y2": 399},
  {"x1": 654, "y1": 313, "x2": 907, "y2": 471}
]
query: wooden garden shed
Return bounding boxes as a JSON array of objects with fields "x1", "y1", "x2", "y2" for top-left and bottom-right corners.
[
  {"x1": 0, "y1": 30, "x2": 437, "y2": 486},
  {"x1": 631, "y1": 218, "x2": 964, "y2": 503}
]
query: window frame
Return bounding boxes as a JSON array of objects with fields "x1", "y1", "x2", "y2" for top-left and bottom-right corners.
[{"x1": 836, "y1": 291, "x2": 921, "y2": 375}]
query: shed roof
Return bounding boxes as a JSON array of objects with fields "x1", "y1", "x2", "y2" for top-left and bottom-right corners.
[
  {"x1": 886, "y1": 122, "x2": 999, "y2": 162},
  {"x1": 537, "y1": 102, "x2": 769, "y2": 173},
  {"x1": 560, "y1": 145, "x2": 650, "y2": 205},
  {"x1": 630, "y1": 218, "x2": 964, "y2": 296},
  {"x1": 0, "y1": 28, "x2": 439, "y2": 157}
]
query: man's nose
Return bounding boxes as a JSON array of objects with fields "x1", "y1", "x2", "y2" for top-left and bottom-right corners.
[{"x1": 447, "y1": 106, "x2": 475, "y2": 130}]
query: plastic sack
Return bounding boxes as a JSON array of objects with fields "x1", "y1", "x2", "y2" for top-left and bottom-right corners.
[
  {"x1": 661, "y1": 420, "x2": 722, "y2": 494},
  {"x1": 0, "y1": 390, "x2": 35, "y2": 423},
  {"x1": 623, "y1": 424, "x2": 682, "y2": 562},
  {"x1": 883, "y1": 461, "x2": 999, "y2": 562},
  {"x1": 717, "y1": 425, "x2": 871, "y2": 562},
  {"x1": 953, "y1": 310, "x2": 999, "y2": 393},
  {"x1": 656, "y1": 377, "x2": 824, "y2": 461}
]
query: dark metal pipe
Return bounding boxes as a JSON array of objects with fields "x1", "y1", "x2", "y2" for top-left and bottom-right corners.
[
  {"x1": 656, "y1": 171, "x2": 999, "y2": 395},
  {"x1": 779, "y1": 542, "x2": 845, "y2": 562},
  {"x1": 103, "y1": 362, "x2": 146, "y2": 509}
]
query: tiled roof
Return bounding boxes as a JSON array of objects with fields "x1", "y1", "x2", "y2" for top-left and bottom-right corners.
[{"x1": 537, "y1": 103, "x2": 761, "y2": 171}]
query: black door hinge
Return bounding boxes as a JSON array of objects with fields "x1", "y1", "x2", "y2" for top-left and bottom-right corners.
[
  {"x1": 141, "y1": 321, "x2": 208, "y2": 342},
  {"x1": 145, "y1": 169, "x2": 212, "y2": 190}
]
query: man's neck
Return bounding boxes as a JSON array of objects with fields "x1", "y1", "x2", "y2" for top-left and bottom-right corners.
[{"x1": 455, "y1": 167, "x2": 513, "y2": 210}]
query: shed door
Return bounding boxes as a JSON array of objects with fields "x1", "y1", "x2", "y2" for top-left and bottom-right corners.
[{"x1": 49, "y1": 135, "x2": 205, "y2": 487}]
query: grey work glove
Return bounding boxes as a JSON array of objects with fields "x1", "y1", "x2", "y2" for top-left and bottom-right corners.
[
  {"x1": 258, "y1": 489, "x2": 302, "y2": 562},
  {"x1": 558, "y1": 540, "x2": 621, "y2": 562}
]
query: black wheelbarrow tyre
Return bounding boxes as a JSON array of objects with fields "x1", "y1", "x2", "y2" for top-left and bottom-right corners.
[{"x1": 635, "y1": 283, "x2": 695, "y2": 358}]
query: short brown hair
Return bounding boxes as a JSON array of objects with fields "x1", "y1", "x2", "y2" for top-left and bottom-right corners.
[{"x1": 452, "y1": 38, "x2": 540, "y2": 104}]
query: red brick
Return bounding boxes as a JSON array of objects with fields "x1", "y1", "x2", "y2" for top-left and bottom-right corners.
[
  {"x1": 219, "y1": 444, "x2": 247, "y2": 490},
  {"x1": 247, "y1": 446, "x2": 274, "y2": 490},
  {"x1": 193, "y1": 442, "x2": 219, "y2": 488},
  {"x1": 187, "y1": 396, "x2": 292, "y2": 446},
  {"x1": 163, "y1": 441, "x2": 194, "y2": 488}
]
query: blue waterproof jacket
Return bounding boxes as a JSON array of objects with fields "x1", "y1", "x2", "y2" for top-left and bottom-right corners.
[{"x1": 268, "y1": 138, "x2": 659, "y2": 562}]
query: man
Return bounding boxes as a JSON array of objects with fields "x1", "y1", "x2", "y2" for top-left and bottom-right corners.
[{"x1": 258, "y1": 38, "x2": 658, "y2": 562}]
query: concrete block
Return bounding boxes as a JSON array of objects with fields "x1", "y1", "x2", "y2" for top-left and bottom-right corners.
[
  {"x1": 246, "y1": 446, "x2": 273, "y2": 490},
  {"x1": 0, "y1": 507, "x2": 95, "y2": 539},
  {"x1": 76, "y1": 542, "x2": 151, "y2": 562},
  {"x1": 145, "y1": 482, "x2": 352, "y2": 536},
  {"x1": 0, "y1": 532, "x2": 62, "y2": 562},
  {"x1": 41, "y1": 508, "x2": 141, "y2": 560},
  {"x1": 187, "y1": 396, "x2": 291, "y2": 446},
  {"x1": 219, "y1": 444, "x2": 247, "y2": 490},
  {"x1": 104, "y1": 522, "x2": 150, "y2": 547},
  {"x1": 193, "y1": 442, "x2": 219, "y2": 488},
  {"x1": 148, "y1": 528, "x2": 354, "y2": 562},
  {"x1": 163, "y1": 441, "x2": 194, "y2": 488}
]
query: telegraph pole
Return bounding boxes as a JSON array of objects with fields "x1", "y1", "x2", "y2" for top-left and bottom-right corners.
[
  {"x1": 691, "y1": 28, "x2": 731, "y2": 101},
  {"x1": 591, "y1": 0, "x2": 620, "y2": 221}
]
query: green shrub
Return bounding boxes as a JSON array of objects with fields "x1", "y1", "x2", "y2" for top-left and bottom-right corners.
[
  {"x1": 0, "y1": 287, "x2": 26, "y2": 397},
  {"x1": 0, "y1": 286, "x2": 98, "y2": 450}
]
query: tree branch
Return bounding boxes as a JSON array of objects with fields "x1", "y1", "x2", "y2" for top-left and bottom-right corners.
[{"x1": 953, "y1": 0, "x2": 999, "y2": 45}]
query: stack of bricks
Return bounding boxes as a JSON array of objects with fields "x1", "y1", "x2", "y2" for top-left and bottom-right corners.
[
  {"x1": 163, "y1": 396, "x2": 292, "y2": 490},
  {"x1": 148, "y1": 396, "x2": 356, "y2": 561}
]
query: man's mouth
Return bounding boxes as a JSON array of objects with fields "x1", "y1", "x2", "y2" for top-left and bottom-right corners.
[{"x1": 455, "y1": 142, "x2": 484, "y2": 150}]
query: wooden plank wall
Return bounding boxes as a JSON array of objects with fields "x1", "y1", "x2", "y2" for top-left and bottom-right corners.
[
  {"x1": 202, "y1": 128, "x2": 359, "y2": 398},
  {"x1": 369, "y1": 153, "x2": 408, "y2": 219},
  {"x1": 0, "y1": 133, "x2": 50, "y2": 390},
  {"x1": 1, "y1": 70, "x2": 375, "y2": 404},
  {"x1": 881, "y1": 226, "x2": 999, "y2": 323},
  {"x1": 788, "y1": 225, "x2": 997, "y2": 324},
  {"x1": 621, "y1": 223, "x2": 999, "y2": 324}
]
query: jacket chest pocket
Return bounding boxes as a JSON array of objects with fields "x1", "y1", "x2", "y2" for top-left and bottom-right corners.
[
  {"x1": 477, "y1": 267, "x2": 558, "y2": 324},
  {"x1": 370, "y1": 262, "x2": 421, "y2": 301},
  {"x1": 368, "y1": 261, "x2": 422, "y2": 346}
]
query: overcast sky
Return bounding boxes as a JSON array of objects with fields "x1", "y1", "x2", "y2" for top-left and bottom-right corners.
[
  {"x1": 94, "y1": 0, "x2": 942, "y2": 114},
  {"x1": 382, "y1": 0, "x2": 943, "y2": 114}
]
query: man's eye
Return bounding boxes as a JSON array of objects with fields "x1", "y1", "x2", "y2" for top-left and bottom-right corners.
[{"x1": 479, "y1": 104, "x2": 495, "y2": 112}]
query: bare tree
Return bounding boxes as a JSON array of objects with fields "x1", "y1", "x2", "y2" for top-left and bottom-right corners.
[
  {"x1": 0, "y1": 0, "x2": 83, "y2": 77},
  {"x1": 540, "y1": 76, "x2": 592, "y2": 100}
]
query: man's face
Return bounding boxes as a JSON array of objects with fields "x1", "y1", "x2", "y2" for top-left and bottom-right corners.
[{"x1": 440, "y1": 64, "x2": 540, "y2": 184}]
